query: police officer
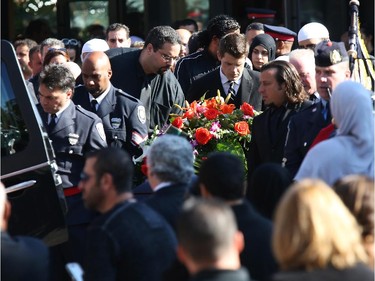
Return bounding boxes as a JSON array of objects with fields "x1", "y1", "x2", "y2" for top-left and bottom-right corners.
[
  {"x1": 74, "y1": 51, "x2": 148, "y2": 158},
  {"x1": 37, "y1": 64, "x2": 107, "y2": 280}
]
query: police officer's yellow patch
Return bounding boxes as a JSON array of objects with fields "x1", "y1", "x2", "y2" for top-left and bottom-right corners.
[
  {"x1": 137, "y1": 106, "x2": 147, "y2": 124},
  {"x1": 96, "y1": 123, "x2": 107, "y2": 141}
]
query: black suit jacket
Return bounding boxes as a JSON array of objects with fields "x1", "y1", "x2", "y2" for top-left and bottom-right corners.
[
  {"x1": 186, "y1": 68, "x2": 262, "y2": 111},
  {"x1": 284, "y1": 101, "x2": 332, "y2": 177},
  {"x1": 247, "y1": 101, "x2": 312, "y2": 178},
  {"x1": 232, "y1": 200, "x2": 277, "y2": 281},
  {"x1": 145, "y1": 183, "x2": 189, "y2": 230},
  {"x1": 1, "y1": 232, "x2": 49, "y2": 281}
]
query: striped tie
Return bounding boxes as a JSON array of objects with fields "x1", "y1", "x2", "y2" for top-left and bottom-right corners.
[{"x1": 228, "y1": 81, "x2": 235, "y2": 100}]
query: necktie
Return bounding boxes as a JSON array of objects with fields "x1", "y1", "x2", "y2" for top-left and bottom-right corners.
[
  {"x1": 91, "y1": 99, "x2": 98, "y2": 113},
  {"x1": 227, "y1": 81, "x2": 235, "y2": 100},
  {"x1": 322, "y1": 102, "x2": 329, "y2": 120},
  {"x1": 48, "y1": 113, "x2": 57, "y2": 132}
]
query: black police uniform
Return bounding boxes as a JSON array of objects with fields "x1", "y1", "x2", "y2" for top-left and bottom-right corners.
[
  {"x1": 38, "y1": 100, "x2": 107, "y2": 273},
  {"x1": 74, "y1": 84, "x2": 148, "y2": 158},
  {"x1": 109, "y1": 49, "x2": 185, "y2": 134},
  {"x1": 38, "y1": 101, "x2": 107, "y2": 190}
]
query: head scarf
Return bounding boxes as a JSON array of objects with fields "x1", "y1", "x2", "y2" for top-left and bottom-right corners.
[
  {"x1": 295, "y1": 81, "x2": 374, "y2": 185},
  {"x1": 249, "y1": 33, "x2": 276, "y2": 62}
]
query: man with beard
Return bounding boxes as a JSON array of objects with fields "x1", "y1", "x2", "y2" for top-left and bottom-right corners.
[
  {"x1": 74, "y1": 51, "x2": 148, "y2": 158},
  {"x1": 109, "y1": 26, "x2": 185, "y2": 134},
  {"x1": 79, "y1": 148, "x2": 177, "y2": 281}
]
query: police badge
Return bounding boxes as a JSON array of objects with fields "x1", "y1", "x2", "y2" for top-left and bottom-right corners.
[
  {"x1": 330, "y1": 50, "x2": 342, "y2": 65},
  {"x1": 137, "y1": 106, "x2": 146, "y2": 124},
  {"x1": 68, "y1": 133, "x2": 79, "y2": 145},
  {"x1": 111, "y1": 118, "x2": 121, "y2": 129}
]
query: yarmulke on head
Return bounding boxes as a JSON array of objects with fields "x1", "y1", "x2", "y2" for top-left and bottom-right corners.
[
  {"x1": 298, "y1": 22, "x2": 329, "y2": 43},
  {"x1": 314, "y1": 41, "x2": 349, "y2": 67}
]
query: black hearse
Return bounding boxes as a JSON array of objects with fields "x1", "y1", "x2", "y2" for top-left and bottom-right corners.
[{"x1": 1, "y1": 40, "x2": 67, "y2": 246}]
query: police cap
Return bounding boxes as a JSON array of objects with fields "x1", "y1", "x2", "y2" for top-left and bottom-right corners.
[
  {"x1": 314, "y1": 40, "x2": 349, "y2": 67},
  {"x1": 264, "y1": 24, "x2": 296, "y2": 42}
]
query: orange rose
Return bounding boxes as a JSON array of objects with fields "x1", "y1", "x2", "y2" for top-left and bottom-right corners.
[
  {"x1": 205, "y1": 98, "x2": 217, "y2": 109},
  {"x1": 234, "y1": 121, "x2": 250, "y2": 136},
  {"x1": 240, "y1": 102, "x2": 254, "y2": 117},
  {"x1": 183, "y1": 109, "x2": 195, "y2": 120},
  {"x1": 204, "y1": 108, "x2": 220, "y2": 120},
  {"x1": 195, "y1": 128, "x2": 213, "y2": 145},
  {"x1": 220, "y1": 103, "x2": 235, "y2": 114},
  {"x1": 172, "y1": 117, "x2": 183, "y2": 128}
]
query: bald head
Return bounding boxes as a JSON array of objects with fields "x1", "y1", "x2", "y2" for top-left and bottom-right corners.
[
  {"x1": 176, "y1": 29, "x2": 192, "y2": 57},
  {"x1": 81, "y1": 51, "x2": 112, "y2": 97}
]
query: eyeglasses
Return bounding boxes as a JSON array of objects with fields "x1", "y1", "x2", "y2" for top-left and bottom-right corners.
[
  {"x1": 80, "y1": 172, "x2": 94, "y2": 182},
  {"x1": 158, "y1": 51, "x2": 179, "y2": 63},
  {"x1": 48, "y1": 47, "x2": 67, "y2": 53},
  {"x1": 62, "y1": 38, "x2": 79, "y2": 47}
]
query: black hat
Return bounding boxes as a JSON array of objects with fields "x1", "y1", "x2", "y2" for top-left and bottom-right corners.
[
  {"x1": 314, "y1": 41, "x2": 349, "y2": 67},
  {"x1": 264, "y1": 24, "x2": 296, "y2": 42}
]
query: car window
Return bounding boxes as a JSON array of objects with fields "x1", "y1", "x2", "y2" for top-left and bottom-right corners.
[{"x1": 1, "y1": 61, "x2": 30, "y2": 156}]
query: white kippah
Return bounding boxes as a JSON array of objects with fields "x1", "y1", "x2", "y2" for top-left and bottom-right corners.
[
  {"x1": 298, "y1": 22, "x2": 329, "y2": 43},
  {"x1": 81, "y1": 38, "x2": 109, "y2": 54}
]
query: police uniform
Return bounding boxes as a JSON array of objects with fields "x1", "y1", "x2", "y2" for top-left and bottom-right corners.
[
  {"x1": 283, "y1": 41, "x2": 349, "y2": 177},
  {"x1": 264, "y1": 24, "x2": 297, "y2": 42},
  {"x1": 264, "y1": 24, "x2": 297, "y2": 57},
  {"x1": 74, "y1": 84, "x2": 148, "y2": 158},
  {"x1": 109, "y1": 49, "x2": 185, "y2": 134},
  {"x1": 38, "y1": 100, "x2": 107, "y2": 270},
  {"x1": 38, "y1": 101, "x2": 107, "y2": 190}
]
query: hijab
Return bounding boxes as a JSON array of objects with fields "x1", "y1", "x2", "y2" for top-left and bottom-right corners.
[
  {"x1": 295, "y1": 81, "x2": 374, "y2": 185},
  {"x1": 249, "y1": 33, "x2": 276, "y2": 62}
]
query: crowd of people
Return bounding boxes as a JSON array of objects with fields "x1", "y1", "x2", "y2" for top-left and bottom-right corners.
[{"x1": 2, "y1": 13, "x2": 375, "y2": 281}]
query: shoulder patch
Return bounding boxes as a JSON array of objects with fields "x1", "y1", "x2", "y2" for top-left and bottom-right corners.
[
  {"x1": 95, "y1": 123, "x2": 107, "y2": 141},
  {"x1": 137, "y1": 106, "x2": 147, "y2": 124}
]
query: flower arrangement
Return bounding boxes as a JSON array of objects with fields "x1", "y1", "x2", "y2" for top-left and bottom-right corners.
[
  {"x1": 132, "y1": 93, "x2": 260, "y2": 185},
  {"x1": 168, "y1": 93, "x2": 260, "y2": 171}
]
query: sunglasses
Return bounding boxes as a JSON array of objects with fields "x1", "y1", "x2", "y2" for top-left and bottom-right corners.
[
  {"x1": 62, "y1": 38, "x2": 79, "y2": 47},
  {"x1": 80, "y1": 172, "x2": 94, "y2": 182}
]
